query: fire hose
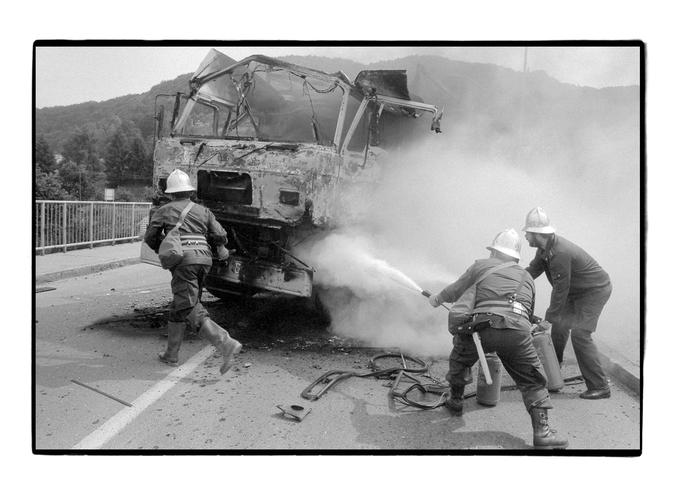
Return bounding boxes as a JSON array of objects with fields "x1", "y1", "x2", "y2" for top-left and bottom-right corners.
[
  {"x1": 302, "y1": 353, "x2": 454, "y2": 410},
  {"x1": 389, "y1": 370, "x2": 449, "y2": 409},
  {"x1": 301, "y1": 353, "x2": 428, "y2": 401},
  {"x1": 301, "y1": 353, "x2": 586, "y2": 410}
]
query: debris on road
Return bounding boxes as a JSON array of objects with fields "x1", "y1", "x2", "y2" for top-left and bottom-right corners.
[
  {"x1": 90, "y1": 306, "x2": 171, "y2": 330},
  {"x1": 36, "y1": 286, "x2": 56, "y2": 293},
  {"x1": 276, "y1": 404, "x2": 311, "y2": 422},
  {"x1": 71, "y1": 379, "x2": 133, "y2": 407},
  {"x1": 301, "y1": 353, "x2": 432, "y2": 403}
]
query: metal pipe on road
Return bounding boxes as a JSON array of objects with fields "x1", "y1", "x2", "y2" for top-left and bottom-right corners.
[
  {"x1": 72, "y1": 345, "x2": 215, "y2": 450},
  {"x1": 71, "y1": 379, "x2": 133, "y2": 407}
]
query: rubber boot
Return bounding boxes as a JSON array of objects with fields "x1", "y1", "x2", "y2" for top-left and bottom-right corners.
[
  {"x1": 445, "y1": 385, "x2": 465, "y2": 415},
  {"x1": 199, "y1": 318, "x2": 242, "y2": 374},
  {"x1": 529, "y1": 407, "x2": 569, "y2": 449},
  {"x1": 158, "y1": 321, "x2": 185, "y2": 366}
]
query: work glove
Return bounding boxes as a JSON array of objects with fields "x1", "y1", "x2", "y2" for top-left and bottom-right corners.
[
  {"x1": 536, "y1": 320, "x2": 552, "y2": 333},
  {"x1": 429, "y1": 294, "x2": 441, "y2": 307},
  {"x1": 215, "y1": 245, "x2": 230, "y2": 261}
]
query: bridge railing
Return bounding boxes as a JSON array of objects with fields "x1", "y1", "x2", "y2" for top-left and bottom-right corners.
[{"x1": 35, "y1": 200, "x2": 152, "y2": 254}]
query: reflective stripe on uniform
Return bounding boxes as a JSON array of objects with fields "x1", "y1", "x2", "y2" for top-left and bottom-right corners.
[{"x1": 180, "y1": 234, "x2": 208, "y2": 247}]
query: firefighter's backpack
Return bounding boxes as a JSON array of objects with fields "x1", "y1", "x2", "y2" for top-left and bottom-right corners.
[{"x1": 158, "y1": 202, "x2": 194, "y2": 270}]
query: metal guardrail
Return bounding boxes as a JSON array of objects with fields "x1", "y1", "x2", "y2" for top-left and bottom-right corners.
[{"x1": 35, "y1": 201, "x2": 152, "y2": 254}]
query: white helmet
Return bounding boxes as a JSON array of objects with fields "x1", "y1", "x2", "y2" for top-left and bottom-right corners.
[
  {"x1": 165, "y1": 169, "x2": 195, "y2": 194},
  {"x1": 486, "y1": 228, "x2": 521, "y2": 260},
  {"x1": 522, "y1": 206, "x2": 556, "y2": 234}
]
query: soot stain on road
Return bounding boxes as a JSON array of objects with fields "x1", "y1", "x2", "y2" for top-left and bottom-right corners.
[{"x1": 87, "y1": 291, "x2": 373, "y2": 354}]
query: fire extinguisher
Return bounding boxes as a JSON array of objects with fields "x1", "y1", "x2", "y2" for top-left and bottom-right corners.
[
  {"x1": 532, "y1": 322, "x2": 564, "y2": 392},
  {"x1": 476, "y1": 352, "x2": 503, "y2": 406}
]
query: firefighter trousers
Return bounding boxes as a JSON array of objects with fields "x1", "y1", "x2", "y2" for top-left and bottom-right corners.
[
  {"x1": 552, "y1": 283, "x2": 612, "y2": 391},
  {"x1": 169, "y1": 263, "x2": 211, "y2": 331},
  {"x1": 447, "y1": 327, "x2": 552, "y2": 410}
]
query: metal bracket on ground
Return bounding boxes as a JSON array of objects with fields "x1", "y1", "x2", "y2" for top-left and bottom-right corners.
[{"x1": 276, "y1": 404, "x2": 311, "y2": 422}]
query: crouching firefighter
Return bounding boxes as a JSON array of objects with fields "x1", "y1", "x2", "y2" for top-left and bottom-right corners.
[
  {"x1": 143, "y1": 169, "x2": 242, "y2": 374},
  {"x1": 429, "y1": 228, "x2": 568, "y2": 449}
]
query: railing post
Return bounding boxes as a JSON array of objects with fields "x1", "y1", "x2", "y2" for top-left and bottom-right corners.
[
  {"x1": 131, "y1": 203, "x2": 136, "y2": 239},
  {"x1": 89, "y1": 202, "x2": 94, "y2": 249},
  {"x1": 111, "y1": 203, "x2": 116, "y2": 245},
  {"x1": 62, "y1": 202, "x2": 67, "y2": 253},
  {"x1": 40, "y1": 202, "x2": 45, "y2": 255}
]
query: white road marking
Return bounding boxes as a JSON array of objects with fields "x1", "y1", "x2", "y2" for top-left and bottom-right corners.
[{"x1": 72, "y1": 345, "x2": 216, "y2": 450}]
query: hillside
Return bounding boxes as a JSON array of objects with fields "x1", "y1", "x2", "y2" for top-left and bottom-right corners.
[
  {"x1": 36, "y1": 73, "x2": 192, "y2": 153},
  {"x1": 35, "y1": 52, "x2": 639, "y2": 174}
]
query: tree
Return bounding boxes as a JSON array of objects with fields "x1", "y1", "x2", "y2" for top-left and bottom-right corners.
[
  {"x1": 35, "y1": 136, "x2": 57, "y2": 174},
  {"x1": 57, "y1": 129, "x2": 107, "y2": 200},
  {"x1": 62, "y1": 129, "x2": 101, "y2": 173},
  {"x1": 104, "y1": 121, "x2": 152, "y2": 187},
  {"x1": 104, "y1": 129, "x2": 129, "y2": 187},
  {"x1": 58, "y1": 160, "x2": 93, "y2": 200},
  {"x1": 128, "y1": 134, "x2": 151, "y2": 181},
  {"x1": 35, "y1": 170, "x2": 72, "y2": 200}
]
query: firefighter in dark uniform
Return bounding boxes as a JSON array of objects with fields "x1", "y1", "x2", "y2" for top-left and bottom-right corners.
[
  {"x1": 523, "y1": 207, "x2": 612, "y2": 399},
  {"x1": 429, "y1": 229, "x2": 567, "y2": 449},
  {"x1": 144, "y1": 169, "x2": 242, "y2": 374}
]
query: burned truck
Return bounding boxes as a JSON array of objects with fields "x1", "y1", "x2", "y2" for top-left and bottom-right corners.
[{"x1": 149, "y1": 49, "x2": 442, "y2": 299}]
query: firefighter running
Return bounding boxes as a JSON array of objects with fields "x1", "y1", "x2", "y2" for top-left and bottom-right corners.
[
  {"x1": 143, "y1": 169, "x2": 242, "y2": 374},
  {"x1": 429, "y1": 228, "x2": 568, "y2": 449},
  {"x1": 523, "y1": 207, "x2": 613, "y2": 400}
]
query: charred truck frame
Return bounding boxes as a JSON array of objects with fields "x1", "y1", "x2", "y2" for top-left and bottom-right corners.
[{"x1": 150, "y1": 49, "x2": 442, "y2": 299}]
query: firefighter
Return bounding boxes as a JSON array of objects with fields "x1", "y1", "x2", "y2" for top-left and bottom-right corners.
[
  {"x1": 144, "y1": 169, "x2": 242, "y2": 374},
  {"x1": 522, "y1": 207, "x2": 612, "y2": 399},
  {"x1": 429, "y1": 229, "x2": 568, "y2": 449}
]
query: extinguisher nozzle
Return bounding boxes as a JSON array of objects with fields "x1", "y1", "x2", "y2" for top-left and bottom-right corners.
[{"x1": 421, "y1": 290, "x2": 432, "y2": 298}]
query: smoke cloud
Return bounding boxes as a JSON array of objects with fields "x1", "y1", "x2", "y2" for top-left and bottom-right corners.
[{"x1": 294, "y1": 79, "x2": 640, "y2": 363}]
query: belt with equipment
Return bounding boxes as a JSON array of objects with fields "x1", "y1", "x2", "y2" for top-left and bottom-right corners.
[{"x1": 474, "y1": 300, "x2": 530, "y2": 319}]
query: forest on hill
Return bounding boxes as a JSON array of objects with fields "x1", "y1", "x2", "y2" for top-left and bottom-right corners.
[{"x1": 34, "y1": 52, "x2": 639, "y2": 201}]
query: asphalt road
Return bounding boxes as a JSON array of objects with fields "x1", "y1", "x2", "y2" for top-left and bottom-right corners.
[{"x1": 34, "y1": 264, "x2": 640, "y2": 451}]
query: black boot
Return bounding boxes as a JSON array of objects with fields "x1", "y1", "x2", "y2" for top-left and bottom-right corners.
[
  {"x1": 199, "y1": 318, "x2": 242, "y2": 374},
  {"x1": 445, "y1": 385, "x2": 465, "y2": 415},
  {"x1": 529, "y1": 407, "x2": 568, "y2": 449},
  {"x1": 158, "y1": 321, "x2": 185, "y2": 366}
]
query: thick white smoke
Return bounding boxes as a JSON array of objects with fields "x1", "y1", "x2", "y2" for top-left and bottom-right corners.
[
  {"x1": 298, "y1": 231, "x2": 457, "y2": 357},
  {"x1": 294, "y1": 83, "x2": 639, "y2": 364}
]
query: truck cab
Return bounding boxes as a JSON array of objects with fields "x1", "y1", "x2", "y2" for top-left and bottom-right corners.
[{"x1": 150, "y1": 49, "x2": 442, "y2": 299}]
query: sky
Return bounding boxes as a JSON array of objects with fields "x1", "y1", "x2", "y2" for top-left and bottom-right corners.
[{"x1": 35, "y1": 45, "x2": 640, "y2": 108}]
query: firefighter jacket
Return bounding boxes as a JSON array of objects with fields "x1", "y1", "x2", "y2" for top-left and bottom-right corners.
[
  {"x1": 144, "y1": 198, "x2": 227, "y2": 267},
  {"x1": 437, "y1": 258, "x2": 536, "y2": 332},
  {"x1": 526, "y1": 235, "x2": 611, "y2": 323}
]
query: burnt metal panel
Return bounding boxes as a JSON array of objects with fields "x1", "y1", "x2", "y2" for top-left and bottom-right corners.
[
  {"x1": 209, "y1": 256, "x2": 313, "y2": 297},
  {"x1": 197, "y1": 170, "x2": 253, "y2": 204},
  {"x1": 354, "y1": 70, "x2": 410, "y2": 100}
]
